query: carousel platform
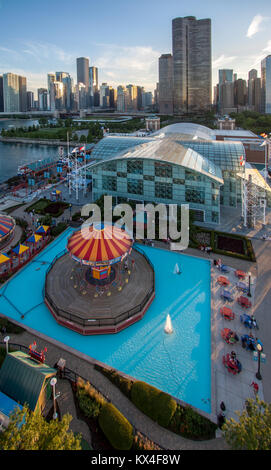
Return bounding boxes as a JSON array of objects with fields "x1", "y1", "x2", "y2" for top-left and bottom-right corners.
[{"x1": 44, "y1": 248, "x2": 155, "y2": 335}]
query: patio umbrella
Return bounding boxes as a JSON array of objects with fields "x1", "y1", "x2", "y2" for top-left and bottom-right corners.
[
  {"x1": 0, "y1": 253, "x2": 10, "y2": 264},
  {"x1": 35, "y1": 225, "x2": 50, "y2": 235},
  {"x1": 26, "y1": 234, "x2": 42, "y2": 243},
  {"x1": 12, "y1": 244, "x2": 30, "y2": 266}
]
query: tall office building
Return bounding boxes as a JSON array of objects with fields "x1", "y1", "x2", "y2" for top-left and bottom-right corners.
[
  {"x1": 261, "y1": 55, "x2": 271, "y2": 114},
  {"x1": 172, "y1": 16, "x2": 212, "y2": 114},
  {"x1": 234, "y1": 79, "x2": 247, "y2": 108},
  {"x1": 158, "y1": 53, "x2": 173, "y2": 114},
  {"x1": 77, "y1": 57, "x2": 89, "y2": 91},
  {"x1": 218, "y1": 69, "x2": 234, "y2": 114},
  {"x1": 117, "y1": 86, "x2": 128, "y2": 112},
  {"x1": 89, "y1": 66, "x2": 98, "y2": 107},
  {"x1": 100, "y1": 83, "x2": 110, "y2": 108},
  {"x1": 38, "y1": 88, "x2": 49, "y2": 111},
  {"x1": 0, "y1": 76, "x2": 4, "y2": 112},
  {"x1": 47, "y1": 73, "x2": 56, "y2": 111},
  {"x1": 3, "y1": 73, "x2": 19, "y2": 112},
  {"x1": 142, "y1": 91, "x2": 153, "y2": 109},
  {"x1": 126, "y1": 84, "x2": 138, "y2": 111},
  {"x1": 18, "y1": 76, "x2": 27, "y2": 112},
  {"x1": 27, "y1": 91, "x2": 34, "y2": 111}
]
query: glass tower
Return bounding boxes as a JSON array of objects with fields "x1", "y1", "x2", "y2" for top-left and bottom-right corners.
[
  {"x1": 261, "y1": 55, "x2": 271, "y2": 114},
  {"x1": 172, "y1": 16, "x2": 212, "y2": 114}
]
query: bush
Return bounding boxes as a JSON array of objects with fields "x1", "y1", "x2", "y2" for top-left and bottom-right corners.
[
  {"x1": 94, "y1": 365, "x2": 133, "y2": 398},
  {"x1": 169, "y1": 404, "x2": 217, "y2": 440},
  {"x1": 98, "y1": 403, "x2": 133, "y2": 450},
  {"x1": 51, "y1": 223, "x2": 68, "y2": 237},
  {"x1": 131, "y1": 381, "x2": 177, "y2": 428},
  {"x1": 77, "y1": 388, "x2": 101, "y2": 419},
  {"x1": 0, "y1": 317, "x2": 25, "y2": 335}
]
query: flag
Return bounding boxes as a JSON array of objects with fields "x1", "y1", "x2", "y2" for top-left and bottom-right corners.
[
  {"x1": 71, "y1": 147, "x2": 79, "y2": 153},
  {"x1": 79, "y1": 146, "x2": 86, "y2": 152}
]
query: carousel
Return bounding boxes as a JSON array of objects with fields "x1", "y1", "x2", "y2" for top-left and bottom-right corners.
[
  {"x1": 0, "y1": 215, "x2": 16, "y2": 248},
  {"x1": 45, "y1": 223, "x2": 155, "y2": 335},
  {"x1": 67, "y1": 223, "x2": 133, "y2": 285}
]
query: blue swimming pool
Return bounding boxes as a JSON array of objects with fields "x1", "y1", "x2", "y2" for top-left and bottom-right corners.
[{"x1": 0, "y1": 228, "x2": 211, "y2": 413}]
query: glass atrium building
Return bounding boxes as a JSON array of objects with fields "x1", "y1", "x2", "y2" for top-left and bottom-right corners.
[{"x1": 88, "y1": 123, "x2": 247, "y2": 224}]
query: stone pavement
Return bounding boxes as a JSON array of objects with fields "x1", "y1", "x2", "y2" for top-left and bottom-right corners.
[{"x1": 56, "y1": 379, "x2": 92, "y2": 446}]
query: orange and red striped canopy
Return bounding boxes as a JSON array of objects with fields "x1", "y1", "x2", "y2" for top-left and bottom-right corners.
[
  {"x1": 67, "y1": 223, "x2": 133, "y2": 266},
  {"x1": 0, "y1": 215, "x2": 15, "y2": 241}
]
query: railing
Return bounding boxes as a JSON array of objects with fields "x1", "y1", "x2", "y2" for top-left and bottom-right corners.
[{"x1": 43, "y1": 245, "x2": 155, "y2": 330}]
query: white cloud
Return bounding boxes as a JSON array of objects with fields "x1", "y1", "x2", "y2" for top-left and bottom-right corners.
[
  {"x1": 95, "y1": 44, "x2": 160, "y2": 90},
  {"x1": 22, "y1": 41, "x2": 75, "y2": 65},
  {"x1": 246, "y1": 14, "x2": 267, "y2": 38},
  {"x1": 212, "y1": 55, "x2": 237, "y2": 69}
]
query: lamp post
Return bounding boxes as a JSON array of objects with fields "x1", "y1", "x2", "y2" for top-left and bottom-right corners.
[
  {"x1": 69, "y1": 203, "x2": 72, "y2": 221},
  {"x1": 3, "y1": 336, "x2": 10, "y2": 354},
  {"x1": 50, "y1": 377, "x2": 58, "y2": 419},
  {"x1": 256, "y1": 343, "x2": 263, "y2": 380},
  {"x1": 247, "y1": 271, "x2": 251, "y2": 297}
]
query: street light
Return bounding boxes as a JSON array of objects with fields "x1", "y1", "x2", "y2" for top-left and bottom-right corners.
[
  {"x1": 247, "y1": 271, "x2": 251, "y2": 297},
  {"x1": 3, "y1": 336, "x2": 10, "y2": 354},
  {"x1": 50, "y1": 377, "x2": 58, "y2": 419},
  {"x1": 256, "y1": 343, "x2": 263, "y2": 380}
]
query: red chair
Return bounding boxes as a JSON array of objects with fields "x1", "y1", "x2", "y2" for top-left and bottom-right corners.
[
  {"x1": 223, "y1": 354, "x2": 242, "y2": 375},
  {"x1": 235, "y1": 270, "x2": 246, "y2": 279},
  {"x1": 220, "y1": 306, "x2": 235, "y2": 320},
  {"x1": 237, "y1": 296, "x2": 252, "y2": 309},
  {"x1": 217, "y1": 276, "x2": 230, "y2": 286},
  {"x1": 221, "y1": 328, "x2": 238, "y2": 344}
]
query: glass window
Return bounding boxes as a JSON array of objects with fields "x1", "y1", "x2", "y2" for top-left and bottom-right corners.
[
  {"x1": 144, "y1": 175, "x2": 154, "y2": 181},
  {"x1": 102, "y1": 175, "x2": 117, "y2": 191},
  {"x1": 185, "y1": 187, "x2": 205, "y2": 204},
  {"x1": 127, "y1": 160, "x2": 143, "y2": 175},
  {"x1": 173, "y1": 178, "x2": 185, "y2": 185},
  {"x1": 155, "y1": 182, "x2": 173, "y2": 199},
  {"x1": 127, "y1": 178, "x2": 143, "y2": 195},
  {"x1": 155, "y1": 162, "x2": 172, "y2": 178}
]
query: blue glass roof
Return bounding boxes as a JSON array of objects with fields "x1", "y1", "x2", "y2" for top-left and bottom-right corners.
[
  {"x1": 91, "y1": 136, "x2": 155, "y2": 161},
  {"x1": 180, "y1": 141, "x2": 245, "y2": 171}
]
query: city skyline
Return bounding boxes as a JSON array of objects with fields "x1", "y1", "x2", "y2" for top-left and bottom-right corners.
[{"x1": 0, "y1": 0, "x2": 271, "y2": 96}]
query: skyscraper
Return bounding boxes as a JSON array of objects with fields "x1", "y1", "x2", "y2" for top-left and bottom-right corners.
[
  {"x1": 261, "y1": 55, "x2": 271, "y2": 114},
  {"x1": 218, "y1": 69, "x2": 234, "y2": 114},
  {"x1": 76, "y1": 57, "x2": 89, "y2": 91},
  {"x1": 19, "y1": 76, "x2": 27, "y2": 112},
  {"x1": 3, "y1": 73, "x2": 27, "y2": 112},
  {"x1": 0, "y1": 76, "x2": 4, "y2": 112},
  {"x1": 158, "y1": 53, "x2": 173, "y2": 114},
  {"x1": 172, "y1": 16, "x2": 212, "y2": 114},
  {"x1": 89, "y1": 66, "x2": 98, "y2": 107}
]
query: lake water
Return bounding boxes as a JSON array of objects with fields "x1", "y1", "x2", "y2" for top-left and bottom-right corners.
[{"x1": 0, "y1": 120, "x2": 61, "y2": 183}]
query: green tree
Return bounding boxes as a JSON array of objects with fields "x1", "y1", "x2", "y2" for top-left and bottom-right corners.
[
  {"x1": 0, "y1": 405, "x2": 82, "y2": 450},
  {"x1": 222, "y1": 396, "x2": 271, "y2": 450}
]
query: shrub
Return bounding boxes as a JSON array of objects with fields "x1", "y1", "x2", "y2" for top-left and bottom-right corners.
[
  {"x1": 94, "y1": 365, "x2": 133, "y2": 398},
  {"x1": 77, "y1": 388, "x2": 101, "y2": 419},
  {"x1": 76, "y1": 378, "x2": 105, "y2": 420},
  {"x1": 51, "y1": 223, "x2": 68, "y2": 237},
  {"x1": 0, "y1": 317, "x2": 25, "y2": 335},
  {"x1": 169, "y1": 404, "x2": 217, "y2": 440},
  {"x1": 133, "y1": 432, "x2": 161, "y2": 450},
  {"x1": 98, "y1": 403, "x2": 133, "y2": 450},
  {"x1": 131, "y1": 381, "x2": 177, "y2": 428}
]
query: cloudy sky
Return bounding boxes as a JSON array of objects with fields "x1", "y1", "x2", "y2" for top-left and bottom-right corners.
[{"x1": 0, "y1": 0, "x2": 271, "y2": 97}]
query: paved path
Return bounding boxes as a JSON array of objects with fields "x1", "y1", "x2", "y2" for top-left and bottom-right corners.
[{"x1": 57, "y1": 379, "x2": 92, "y2": 446}]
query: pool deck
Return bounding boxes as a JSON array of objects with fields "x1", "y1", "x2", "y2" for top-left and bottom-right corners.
[{"x1": 45, "y1": 249, "x2": 154, "y2": 334}]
